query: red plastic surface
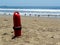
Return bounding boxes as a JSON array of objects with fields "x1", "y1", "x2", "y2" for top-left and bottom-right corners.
[{"x1": 13, "y1": 11, "x2": 21, "y2": 36}]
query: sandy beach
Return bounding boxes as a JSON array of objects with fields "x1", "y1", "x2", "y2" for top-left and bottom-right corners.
[{"x1": 0, "y1": 15, "x2": 60, "y2": 45}]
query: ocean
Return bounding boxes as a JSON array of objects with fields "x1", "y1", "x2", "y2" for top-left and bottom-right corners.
[{"x1": 0, "y1": 6, "x2": 60, "y2": 18}]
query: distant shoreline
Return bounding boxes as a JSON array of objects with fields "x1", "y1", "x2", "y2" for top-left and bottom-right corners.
[{"x1": 0, "y1": 6, "x2": 60, "y2": 9}]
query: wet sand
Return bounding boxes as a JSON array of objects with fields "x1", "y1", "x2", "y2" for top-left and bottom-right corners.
[{"x1": 0, "y1": 15, "x2": 60, "y2": 45}]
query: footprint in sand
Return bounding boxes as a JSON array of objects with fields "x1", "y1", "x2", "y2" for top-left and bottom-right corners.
[{"x1": 2, "y1": 33, "x2": 8, "y2": 35}]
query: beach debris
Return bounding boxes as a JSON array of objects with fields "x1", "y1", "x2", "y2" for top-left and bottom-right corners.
[
  {"x1": 13, "y1": 11, "x2": 22, "y2": 37},
  {"x1": 51, "y1": 36, "x2": 54, "y2": 38},
  {"x1": 11, "y1": 31, "x2": 13, "y2": 33}
]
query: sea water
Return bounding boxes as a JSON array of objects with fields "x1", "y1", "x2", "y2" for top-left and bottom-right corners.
[{"x1": 0, "y1": 6, "x2": 60, "y2": 18}]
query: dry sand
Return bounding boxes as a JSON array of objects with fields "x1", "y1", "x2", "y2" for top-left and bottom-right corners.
[{"x1": 0, "y1": 15, "x2": 60, "y2": 45}]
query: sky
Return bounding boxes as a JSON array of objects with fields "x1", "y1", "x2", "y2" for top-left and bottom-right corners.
[{"x1": 0, "y1": 0, "x2": 60, "y2": 6}]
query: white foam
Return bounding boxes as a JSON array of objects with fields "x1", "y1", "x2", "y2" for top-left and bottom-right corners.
[
  {"x1": 0, "y1": 8, "x2": 60, "y2": 12},
  {"x1": 0, "y1": 8, "x2": 60, "y2": 17}
]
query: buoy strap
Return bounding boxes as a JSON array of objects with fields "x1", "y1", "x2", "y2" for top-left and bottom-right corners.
[{"x1": 13, "y1": 26, "x2": 22, "y2": 30}]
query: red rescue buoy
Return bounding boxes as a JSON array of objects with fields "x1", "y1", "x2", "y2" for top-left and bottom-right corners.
[{"x1": 13, "y1": 11, "x2": 22, "y2": 37}]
